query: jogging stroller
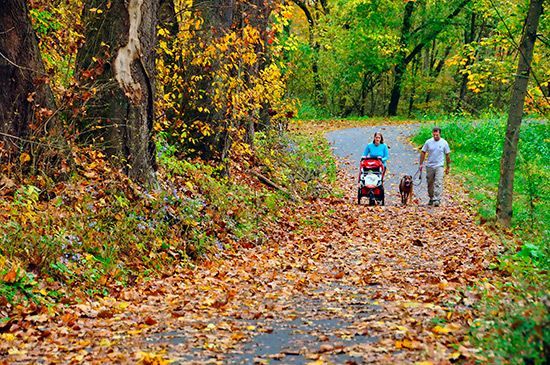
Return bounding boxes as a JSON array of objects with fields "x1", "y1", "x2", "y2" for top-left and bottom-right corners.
[{"x1": 357, "y1": 157, "x2": 385, "y2": 205}]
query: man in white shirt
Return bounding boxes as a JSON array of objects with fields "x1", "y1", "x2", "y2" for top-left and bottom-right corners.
[{"x1": 418, "y1": 127, "x2": 451, "y2": 207}]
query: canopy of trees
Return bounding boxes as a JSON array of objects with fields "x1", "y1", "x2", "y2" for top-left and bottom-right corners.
[{"x1": 285, "y1": 0, "x2": 550, "y2": 118}]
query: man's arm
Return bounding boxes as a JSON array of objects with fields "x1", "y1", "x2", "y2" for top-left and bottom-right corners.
[
  {"x1": 419, "y1": 151, "x2": 426, "y2": 170},
  {"x1": 445, "y1": 153, "x2": 451, "y2": 174}
]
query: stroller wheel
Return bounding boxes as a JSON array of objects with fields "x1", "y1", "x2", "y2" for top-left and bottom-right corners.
[{"x1": 357, "y1": 187, "x2": 362, "y2": 205}]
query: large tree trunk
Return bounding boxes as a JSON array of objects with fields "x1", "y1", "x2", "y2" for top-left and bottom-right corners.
[
  {"x1": 75, "y1": 0, "x2": 159, "y2": 186},
  {"x1": 245, "y1": 0, "x2": 276, "y2": 145},
  {"x1": 0, "y1": 0, "x2": 64, "y2": 176},
  {"x1": 181, "y1": 0, "x2": 274, "y2": 163},
  {"x1": 496, "y1": 0, "x2": 543, "y2": 227}
]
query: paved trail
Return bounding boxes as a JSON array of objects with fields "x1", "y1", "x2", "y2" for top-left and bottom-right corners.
[{"x1": 326, "y1": 124, "x2": 431, "y2": 205}]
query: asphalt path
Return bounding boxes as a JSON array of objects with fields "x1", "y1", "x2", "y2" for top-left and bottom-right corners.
[
  {"x1": 147, "y1": 124, "x2": 440, "y2": 365},
  {"x1": 325, "y1": 124, "x2": 431, "y2": 205}
]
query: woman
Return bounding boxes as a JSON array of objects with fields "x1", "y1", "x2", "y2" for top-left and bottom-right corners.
[{"x1": 362, "y1": 132, "x2": 389, "y2": 167}]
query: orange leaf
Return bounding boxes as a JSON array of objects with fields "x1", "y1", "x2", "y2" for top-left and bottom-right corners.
[
  {"x1": 19, "y1": 153, "x2": 31, "y2": 164},
  {"x1": 2, "y1": 267, "x2": 18, "y2": 283}
]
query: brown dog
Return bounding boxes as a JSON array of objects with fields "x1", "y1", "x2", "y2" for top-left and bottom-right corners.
[{"x1": 399, "y1": 175, "x2": 413, "y2": 205}]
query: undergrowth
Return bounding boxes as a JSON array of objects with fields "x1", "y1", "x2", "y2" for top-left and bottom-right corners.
[
  {"x1": 0, "y1": 127, "x2": 338, "y2": 320},
  {"x1": 413, "y1": 114, "x2": 550, "y2": 364}
]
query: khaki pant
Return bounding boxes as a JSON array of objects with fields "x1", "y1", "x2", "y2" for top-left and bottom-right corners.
[{"x1": 426, "y1": 166, "x2": 444, "y2": 202}]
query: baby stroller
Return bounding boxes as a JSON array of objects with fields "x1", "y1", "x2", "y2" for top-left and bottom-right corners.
[{"x1": 357, "y1": 157, "x2": 385, "y2": 205}]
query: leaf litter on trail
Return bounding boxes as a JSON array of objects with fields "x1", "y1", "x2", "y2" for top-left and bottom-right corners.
[{"x1": 1, "y1": 164, "x2": 499, "y2": 364}]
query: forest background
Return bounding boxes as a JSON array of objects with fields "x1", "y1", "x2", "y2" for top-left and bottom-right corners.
[{"x1": 1, "y1": 0, "x2": 549, "y2": 362}]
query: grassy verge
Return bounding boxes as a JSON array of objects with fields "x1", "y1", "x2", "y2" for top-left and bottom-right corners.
[
  {"x1": 0, "y1": 126, "x2": 339, "y2": 321},
  {"x1": 413, "y1": 115, "x2": 550, "y2": 363}
]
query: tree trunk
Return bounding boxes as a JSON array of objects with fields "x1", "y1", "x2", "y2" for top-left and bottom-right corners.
[
  {"x1": 182, "y1": 0, "x2": 274, "y2": 164},
  {"x1": 0, "y1": 0, "x2": 64, "y2": 176},
  {"x1": 496, "y1": 0, "x2": 543, "y2": 227},
  {"x1": 75, "y1": 0, "x2": 159, "y2": 186},
  {"x1": 408, "y1": 57, "x2": 419, "y2": 117},
  {"x1": 158, "y1": 0, "x2": 178, "y2": 124},
  {"x1": 425, "y1": 45, "x2": 452, "y2": 105},
  {"x1": 456, "y1": 11, "x2": 477, "y2": 112},
  {"x1": 388, "y1": 0, "x2": 471, "y2": 116},
  {"x1": 244, "y1": 0, "x2": 275, "y2": 146},
  {"x1": 388, "y1": 0, "x2": 415, "y2": 116},
  {"x1": 294, "y1": 0, "x2": 323, "y2": 101}
]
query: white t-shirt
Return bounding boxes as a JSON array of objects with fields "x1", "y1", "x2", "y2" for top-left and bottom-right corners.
[{"x1": 422, "y1": 137, "x2": 450, "y2": 168}]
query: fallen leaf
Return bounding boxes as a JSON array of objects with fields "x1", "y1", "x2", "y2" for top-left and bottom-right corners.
[
  {"x1": 145, "y1": 317, "x2": 157, "y2": 326},
  {"x1": 431, "y1": 325, "x2": 449, "y2": 334}
]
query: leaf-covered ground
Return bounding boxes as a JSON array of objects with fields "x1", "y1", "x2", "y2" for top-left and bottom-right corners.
[{"x1": 0, "y1": 161, "x2": 500, "y2": 364}]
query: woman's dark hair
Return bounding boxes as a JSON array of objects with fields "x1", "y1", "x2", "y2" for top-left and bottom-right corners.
[{"x1": 373, "y1": 132, "x2": 384, "y2": 144}]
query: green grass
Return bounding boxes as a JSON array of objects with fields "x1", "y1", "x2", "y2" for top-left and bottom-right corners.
[{"x1": 413, "y1": 114, "x2": 550, "y2": 364}]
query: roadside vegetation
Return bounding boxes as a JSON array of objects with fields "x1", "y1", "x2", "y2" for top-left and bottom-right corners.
[
  {"x1": 0, "y1": 125, "x2": 338, "y2": 322},
  {"x1": 413, "y1": 114, "x2": 550, "y2": 364}
]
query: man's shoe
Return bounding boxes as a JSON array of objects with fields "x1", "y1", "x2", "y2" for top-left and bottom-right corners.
[
  {"x1": 428, "y1": 199, "x2": 433, "y2": 205},
  {"x1": 434, "y1": 201, "x2": 440, "y2": 207}
]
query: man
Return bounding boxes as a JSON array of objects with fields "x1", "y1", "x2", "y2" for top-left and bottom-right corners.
[{"x1": 418, "y1": 127, "x2": 451, "y2": 207}]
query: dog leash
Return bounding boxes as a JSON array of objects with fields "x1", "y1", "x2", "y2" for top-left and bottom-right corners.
[{"x1": 412, "y1": 169, "x2": 422, "y2": 186}]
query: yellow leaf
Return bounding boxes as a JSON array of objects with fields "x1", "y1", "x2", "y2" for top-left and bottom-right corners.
[
  {"x1": 100, "y1": 338, "x2": 112, "y2": 347},
  {"x1": 431, "y1": 325, "x2": 449, "y2": 334},
  {"x1": 8, "y1": 348, "x2": 27, "y2": 355},
  {"x1": 19, "y1": 153, "x2": 30, "y2": 164},
  {"x1": 232, "y1": 332, "x2": 244, "y2": 340},
  {"x1": 1, "y1": 333, "x2": 15, "y2": 341},
  {"x1": 449, "y1": 351, "x2": 461, "y2": 360},
  {"x1": 136, "y1": 351, "x2": 170, "y2": 365}
]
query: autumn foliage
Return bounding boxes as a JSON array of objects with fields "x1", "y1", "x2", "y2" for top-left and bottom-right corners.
[{"x1": 1, "y1": 0, "x2": 550, "y2": 364}]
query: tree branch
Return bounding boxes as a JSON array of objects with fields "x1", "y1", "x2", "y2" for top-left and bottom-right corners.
[{"x1": 248, "y1": 170, "x2": 301, "y2": 202}]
